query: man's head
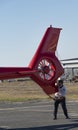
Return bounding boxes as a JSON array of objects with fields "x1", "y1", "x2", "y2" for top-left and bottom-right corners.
[{"x1": 57, "y1": 79, "x2": 63, "y2": 88}]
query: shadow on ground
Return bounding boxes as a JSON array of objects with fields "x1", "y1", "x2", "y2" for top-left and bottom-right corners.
[{"x1": 0, "y1": 120, "x2": 78, "y2": 130}]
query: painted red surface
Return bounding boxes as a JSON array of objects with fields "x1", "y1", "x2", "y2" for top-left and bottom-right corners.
[{"x1": 0, "y1": 26, "x2": 64, "y2": 95}]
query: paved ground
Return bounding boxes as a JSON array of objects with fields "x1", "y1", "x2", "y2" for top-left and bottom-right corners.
[{"x1": 0, "y1": 100, "x2": 78, "y2": 130}]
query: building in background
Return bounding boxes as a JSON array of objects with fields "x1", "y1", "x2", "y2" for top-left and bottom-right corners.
[{"x1": 61, "y1": 58, "x2": 78, "y2": 82}]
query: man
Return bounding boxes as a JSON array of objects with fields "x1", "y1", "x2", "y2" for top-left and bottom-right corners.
[{"x1": 53, "y1": 79, "x2": 70, "y2": 120}]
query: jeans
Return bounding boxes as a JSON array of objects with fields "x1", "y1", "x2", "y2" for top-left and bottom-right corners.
[{"x1": 54, "y1": 97, "x2": 69, "y2": 118}]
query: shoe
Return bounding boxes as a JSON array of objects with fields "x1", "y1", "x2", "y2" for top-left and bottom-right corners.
[
  {"x1": 66, "y1": 117, "x2": 70, "y2": 119},
  {"x1": 53, "y1": 117, "x2": 57, "y2": 120}
]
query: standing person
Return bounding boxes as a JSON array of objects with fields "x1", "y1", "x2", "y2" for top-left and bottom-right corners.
[{"x1": 53, "y1": 79, "x2": 70, "y2": 120}]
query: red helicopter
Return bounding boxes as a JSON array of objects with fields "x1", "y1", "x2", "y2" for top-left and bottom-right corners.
[{"x1": 0, "y1": 25, "x2": 64, "y2": 96}]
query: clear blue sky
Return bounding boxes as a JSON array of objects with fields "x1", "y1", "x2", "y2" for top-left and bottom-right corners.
[{"x1": 0, "y1": 0, "x2": 78, "y2": 67}]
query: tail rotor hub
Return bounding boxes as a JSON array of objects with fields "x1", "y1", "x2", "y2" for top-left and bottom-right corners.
[
  {"x1": 38, "y1": 58, "x2": 55, "y2": 81},
  {"x1": 42, "y1": 66, "x2": 49, "y2": 74}
]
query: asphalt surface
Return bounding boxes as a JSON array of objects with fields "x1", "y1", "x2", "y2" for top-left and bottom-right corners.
[{"x1": 0, "y1": 100, "x2": 78, "y2": 130}]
